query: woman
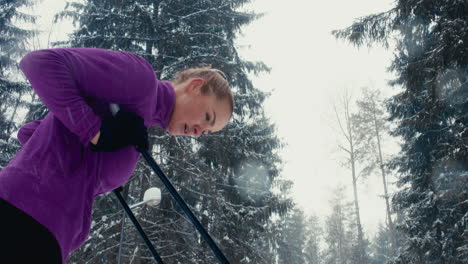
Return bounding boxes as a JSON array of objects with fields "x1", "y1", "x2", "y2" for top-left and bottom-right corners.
[{"x1": 0, "y1": 48, "x2": 233, "y2": 263}]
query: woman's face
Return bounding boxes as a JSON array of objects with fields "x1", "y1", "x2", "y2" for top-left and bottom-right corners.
[{"x1": 168, "y1": 78, "x2": 231, "y2": 137}]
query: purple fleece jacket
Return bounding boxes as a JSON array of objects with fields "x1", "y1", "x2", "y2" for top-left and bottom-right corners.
[{"x1": 0, "y1": 48, "x2": 175, "y2": 263}]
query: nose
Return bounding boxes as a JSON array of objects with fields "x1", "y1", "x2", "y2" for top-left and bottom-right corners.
[{"x1": 192, "y1": 125, "x2": 203, "y2": 137}]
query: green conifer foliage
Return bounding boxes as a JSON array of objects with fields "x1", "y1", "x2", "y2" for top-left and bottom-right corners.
[
  {"x1": 0, "y1": 0, "x2": 36, "y2": 167},
  {"x1": 333, "y1": 1, "x2": 468, "y2": 263},
  {"x1": 57, "y1": 1, "x2": 293, "y2": 263}
]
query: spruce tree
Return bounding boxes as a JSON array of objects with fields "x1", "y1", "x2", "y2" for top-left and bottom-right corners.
[
  {"x1": 55, "y1": 0, "x2": 293, "y2": 263},
  {"x1": 0, "y1": 0, "x2": 36, "y2": 167},
  {"x1": 323, "y1": 186, "x2": 354, "y2": 264},
  {"x1": 333, "y1": 1, "x2": 468, "y2": 263},
  {"x1": 275, "y1": 207, "x2": 308, "y2": 264},
  {"x1": 304, "y1": 213, "x2": 323, "y2": 264},
  {"x1": 370, "y1": 223, "x2": 394, "y2": 264}
]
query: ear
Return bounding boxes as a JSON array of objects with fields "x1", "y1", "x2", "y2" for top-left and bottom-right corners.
[{"x1": 186, "y1": 78, "x2": 205, "y2": 94}]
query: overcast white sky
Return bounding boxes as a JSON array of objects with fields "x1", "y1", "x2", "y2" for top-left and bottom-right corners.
[
  {"x1": 31, "y1": 0, "x2": 398, "y2": 237},
  {"x1": 237, "y1": 0, "x2": 398, "y2": 236}
]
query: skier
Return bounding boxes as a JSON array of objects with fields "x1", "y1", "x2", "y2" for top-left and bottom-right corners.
[{"x1": 0, "y1": 48, "x2": 233, "y2": 263}]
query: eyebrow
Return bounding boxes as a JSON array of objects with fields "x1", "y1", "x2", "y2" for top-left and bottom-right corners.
[{"x1": 211, "y1": 111, "x2": 216, "y2": 127}]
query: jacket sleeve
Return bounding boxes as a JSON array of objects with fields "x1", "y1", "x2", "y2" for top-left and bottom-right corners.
[
  {"x1": 17, "y1": 120, "x2": 41, "y2": 146},
  {"x1": 19, "y1": 48, "x2": 157, "y2": 145}
]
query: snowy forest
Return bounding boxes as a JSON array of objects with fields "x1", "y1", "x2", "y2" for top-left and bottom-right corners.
[{"x1": 0, "y1": 0, "x2": 467, "y2": 263}]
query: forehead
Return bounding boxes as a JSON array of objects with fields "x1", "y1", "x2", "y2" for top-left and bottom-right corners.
[{"x1": 210, "y1": 96, "x2": 232, "y2": 131}]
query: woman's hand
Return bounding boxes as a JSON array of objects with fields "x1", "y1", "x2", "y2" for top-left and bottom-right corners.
[
  {"x1": 91, "y1": 131, "x2": 100, "y2": 145},
  {"x1": 90, "y1": 110, "x2": 148, "y2": 152}
]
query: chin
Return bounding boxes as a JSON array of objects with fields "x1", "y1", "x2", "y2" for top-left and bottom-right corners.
[
  {"x1": 167, "y1": 123, "x2": 176, "y2": 135},
  {"x1": 167, "y1": 128, "x2": 181, "y2": 136},
  {"x1": 166, "y1": 127, "x2": 174, "y2": 135}
]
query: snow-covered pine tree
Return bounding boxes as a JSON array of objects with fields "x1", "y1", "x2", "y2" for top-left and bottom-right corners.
[
  {"x1": 0, "y1": 0, "x2": 36, "y2": 167},
  {"x1": 370, "y1": 222, "x2": 394, "y2": 264},
  {"x1": 56, "y1": 0, "x2": 293, "y2": 263},
  {"x1": 303, "y1": 213, "x2": 323, "y2": 263},
  {"x1": 333, "y1": 1, "x2": 468, "y2": 263},
  {"x1": 195, "y1": 114, "x2": 293, "y2": 263},
  {"x1": 275, "y1": 207, "x2": 308, "y2": 264},
  {"x1": 323, "y1": 186, "x2": 355, "y2": 264}
]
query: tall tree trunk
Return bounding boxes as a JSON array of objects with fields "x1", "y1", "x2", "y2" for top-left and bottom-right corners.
[
  {"x1": 348, "y1": 113, "x2": 366, "y2": 264},
  {"x1": 335, "y1": 91, "x2": 367, "y2": 263},
  {"x1": 350, "y1": 154, "x2": 365, "y2": 264},
  {"x1": 371, "y1": 101, "x2": 398, "y2": 253}
]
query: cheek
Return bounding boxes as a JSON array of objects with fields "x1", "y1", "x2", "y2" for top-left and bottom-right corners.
[
  {"x1": 173, "y1": 100, "x2": 204, "y2": 125},
  {"x1": 183, "y1": 106, "x2": 201, "y2": 121},
  {"x1": 170, "y1": 107, "x2": 190, "y2": 127}
]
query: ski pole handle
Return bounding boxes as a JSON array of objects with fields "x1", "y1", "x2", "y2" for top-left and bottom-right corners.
[{"x1": 110, "y1": 103, "x2": 120, "y2": 115}]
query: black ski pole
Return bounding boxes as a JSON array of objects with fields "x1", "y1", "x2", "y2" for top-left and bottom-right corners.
[
  {"x1": 113, "y1": 187, "x2": 164, "y2": 264},
  {"x1": 138, "y1": 148, "x2": 230, "y2": 264}
]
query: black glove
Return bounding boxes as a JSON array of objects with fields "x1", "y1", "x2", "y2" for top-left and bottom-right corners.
[{"x1": 90, "y1": 110, "x2": 149, "y2": 152}]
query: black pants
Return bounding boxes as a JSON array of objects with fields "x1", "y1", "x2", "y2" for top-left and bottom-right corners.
[{"x1": 0, "y1": 199, "x2": 62, "y2": 263}]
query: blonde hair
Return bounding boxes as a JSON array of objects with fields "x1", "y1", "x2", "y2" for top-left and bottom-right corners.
[{"x1": 172, "y1": 67, "x2": 234, "y2": 114}]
